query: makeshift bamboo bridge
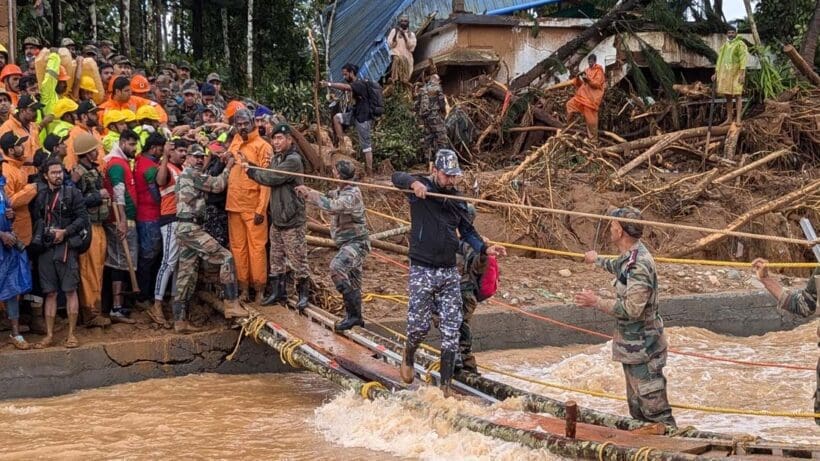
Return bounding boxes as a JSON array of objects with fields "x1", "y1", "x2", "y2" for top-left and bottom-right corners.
[{"x1": 198, "y1": 292, "x2": 820, "y2": 460}]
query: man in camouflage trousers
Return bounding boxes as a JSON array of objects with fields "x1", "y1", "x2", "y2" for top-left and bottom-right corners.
[
  {"x1": 173, "y1": 147, "x2": 246, "y2": 333},
  {"x1": 392, "y1": 150, "x2": 505, "y2": 396},
  {"x1": 296, "y1": 159, "x2": 370, "y2": 331},
  {"x1": 575, "y1": 206, "x2": 676, "y2": 427},
  {"x1": 752, "y1": 258, "x2": 820, "y2": 424},
  {"x1": 456, "y1": 204, "x2": 488, "y2": 374},
  {"x1": 414, "y1": 75, "x2": 448, "y2": 169},
  {"x1": 243, "y1": 123, "x2": 311, "y2": 311}
]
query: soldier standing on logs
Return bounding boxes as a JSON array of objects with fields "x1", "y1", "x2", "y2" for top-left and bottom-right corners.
[
  {"x1": 295, "y1": 159, "x2": 369, "y2": 331},
  {"x1": 751, "y1": 258, "x2": 819, "y2": 425},
  {"x1": 574, "y1": 207, "x2": 676, "y2": 427},
  {"x1": 172, "y1": 147, "x2": 247, "y2": 333},
  {"x1": 414, "y1": 74, "x2": 448, "y2": 171}
]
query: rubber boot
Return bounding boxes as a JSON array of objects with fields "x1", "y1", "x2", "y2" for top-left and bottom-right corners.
[
  {"x1": 29, "y1": 302, "x2": 47, "y2": 335},
  {"x1": 295, "y1": 277, "x2": 310, "y2": 313},
  {"x1": 83, "y1": 303, "x2": 111, "y2": 328},
  {"x1": 439, "y1": 350, "x2": 457, "y2": 398},
  {"x1": 261, "y1": 275, "x2": 286, "y2": 306},
  {"x1": 400, "y1": 343, "x2": 417, "y2": 384},
  {"x1": 335, "y1": 289, "x2": 364, "y2": 331},
  {"x1": 66, "y1": 313, "x2": 79, "y2": 348}
]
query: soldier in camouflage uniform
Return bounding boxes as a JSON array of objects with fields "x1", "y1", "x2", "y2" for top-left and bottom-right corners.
[
  {"x1": 295, "y1": 159, "x2": 370, "y2": 331},
  {"x1": 575, "y1": 206, "x2": 676, "y2": 427},
  {"x1": 414, "y1": 75, "x2": 448, "y2": 169},
  {"x1": 752, "y1": 258, "x2": 820, "y2": 424},
  {"x1": 392, "y1": 150, "x2": 506, "y2": 396},
  {"x1": 456, "y1": 204, "x2": 488, "y2": 374},
  {"x1": 173, "y1": 148, "x2": 246, "y2": 333}
]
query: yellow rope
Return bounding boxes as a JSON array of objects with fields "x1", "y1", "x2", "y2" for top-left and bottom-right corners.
[
  {"x1": 364, "y1": 316, "x2": 820, "y2": 419},
  {"x1": 360, "y1": 381, "x2": 388, "y2": 400},
  {"x1": 279, "y1": 339, "x2": 305, "y2": 368},
  {"x1": 424, "y1": 361, "x2": 441, "y2": 384},
  {"x1": 632, "y1": 446, "x2": 656, "y2": 461},
  {"x1": 598, "y1": 441, "x2": 615, "y2": 461},
  {"x1": 226, "y1": 315, "x2": 267, "y2": 361},
  {"x1": 365, "y1": 207, "x2": 818, "y2": 268}
]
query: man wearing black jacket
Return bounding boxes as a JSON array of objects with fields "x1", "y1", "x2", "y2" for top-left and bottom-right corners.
[
  {"x1": 392, "y1": 149, "x2": 505, "y2": 395},
  {"x1": 32, "y1": 157, "x2": 90, "y2": 349}
]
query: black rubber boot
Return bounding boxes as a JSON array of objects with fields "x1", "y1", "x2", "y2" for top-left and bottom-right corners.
[
  {"x1": 295, "y1": 277, "x2": 310, "y2": 312},
  {"x1": 400, "y1": 342, "x2": 417, "y2": 384},
  {"x1": 335, "y1": 289, "x2": 364, "y2": 331},
  {"x1": 261, "y1": 275, "x2": 286, "y2": 306},
  {"x1": 439, "y1": 350, "x2": 457, "y2": 398}
]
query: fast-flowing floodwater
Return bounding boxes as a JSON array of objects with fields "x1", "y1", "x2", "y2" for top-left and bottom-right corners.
[{"x1": 1, "y1": 324, "x2": 818, "y2": 460}]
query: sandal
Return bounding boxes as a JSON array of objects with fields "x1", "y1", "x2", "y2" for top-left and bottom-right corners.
[
  {"x1": 9, "y1": 334, "x2": 30, "y2": 350},
  {"x1": 33, "y1": 336, "x2": 53, "y2": 349},
  {"x1": 64, "y1": 336, "x2": 79, "y2": 349}
]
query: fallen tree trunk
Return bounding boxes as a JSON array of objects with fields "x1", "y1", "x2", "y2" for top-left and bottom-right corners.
[
  {"x1": 292, "y1": 128, "x2": 324, "y2": 173},
  {"x1": 477, "y1": 76, "x2": 563, "y2": 128},
  {"x1": 783, "y1": 44, "x2": 820, "y2": 86},
  {"x1": 369, "y1": 225, "x2": 410, "y2": 241},
  {"x1": 306, "y1": 225, "x2": 409, "y2": 255},
  {"x1": 713, "y1": 149, "x2": 790, "y2": 185},
  {"x1": 606, "y1": 125, "x2": 731, "y2": 155},
  {"x1": 671, "y1": 178, "x2": 820, "y2": 257},
  {"x1": 614, "y1": 131, "x2": 685, "y2": 177},
  {"x1": 509, "y1": 0, "x2": 647, "y2": 90}
]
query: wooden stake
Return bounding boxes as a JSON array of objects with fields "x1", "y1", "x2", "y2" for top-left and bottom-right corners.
[
  {"x1": 565, "y1": 400, "x2": 577, "y2": 439},
  {"x1": 784, "y1": 44, "x2": 820, "y2": 86}
]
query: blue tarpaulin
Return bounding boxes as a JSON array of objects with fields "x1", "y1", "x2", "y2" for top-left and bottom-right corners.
[{"x1": 326, "y1": 0, "x2": 526, "y2": 82}]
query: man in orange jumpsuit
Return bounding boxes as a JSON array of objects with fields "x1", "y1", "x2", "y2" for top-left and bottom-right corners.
[
  {"x1": 226, "y1": 108, "x2": 272, "y2": 302},
  {"x1": 0, "y1": 132, "x2": 37, "y2": 246},
  {"x1": 566, "y1": 54, "x2": 605, "y2": 144},
  {"x1": 65, "y1": 100, "x2": 104, "y2": 171},
  {"x1": 0, "y1": 95, "x2": 41, "y2": 171}
]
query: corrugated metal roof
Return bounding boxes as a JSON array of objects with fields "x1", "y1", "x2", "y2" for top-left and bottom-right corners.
[{"x1": 327, "y1": 0, "x2": 525, "y2": 81}]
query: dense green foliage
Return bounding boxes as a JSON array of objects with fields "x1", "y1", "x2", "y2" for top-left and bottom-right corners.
[{"x1": 373, "y1": 90, "x2": 423, "y2": 170}]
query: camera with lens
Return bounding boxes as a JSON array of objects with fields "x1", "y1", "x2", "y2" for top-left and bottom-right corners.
[{"x1": 41, "y1": 226, "x2": 55, "y2": 247}]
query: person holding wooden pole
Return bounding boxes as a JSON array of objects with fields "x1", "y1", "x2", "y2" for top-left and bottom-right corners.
[
  {"x1": 566, "y1": 54, "x2": 605, "y2": 144},
  {"x1": 712, "y1": 26, "x2": 748, "y2": 125}
]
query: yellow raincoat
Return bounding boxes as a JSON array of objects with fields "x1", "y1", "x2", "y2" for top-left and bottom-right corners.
[{"x1": 715, "y1": 37, "x2": 748, "y2": 96}]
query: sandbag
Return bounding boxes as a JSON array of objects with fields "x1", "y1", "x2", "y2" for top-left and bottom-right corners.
[
  {"x1": 34, "y1": 48, "x2": 49, "y2": 85},
  {"x1": 58, "y1": 47, "x2": 77, "y2": 92},
  {"x1": 82, "y1": 58, "x2": 105, "y2": 104}
]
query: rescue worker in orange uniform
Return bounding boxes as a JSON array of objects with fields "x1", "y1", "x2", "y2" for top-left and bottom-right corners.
[
  {"x1": 130, "y1": 74, "x2": 169, "y2": 125},
  {"x1": 0, "y1": 64, "x2": 22, "y2": 106},
  {"x1": 0, "y1": 94, "x2": 41, "y2": 175},
  {"x1": 566, "y1": 54, "x2": 605, "y2": 144},
  {"x1": 66, "y1": 100, "x2": 104, "y2": 171},
  {"x1": 98, "y1": 76, "x2": 146, "y2": 128},
  {"x1": 0, "y1": 132, "x2": 37, "y2": 246},
  {"x1": 225, "y1": 108, "x2": 272, "y2": 302}
]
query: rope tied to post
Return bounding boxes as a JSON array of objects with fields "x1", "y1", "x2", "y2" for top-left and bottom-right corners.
[{"x1": 226, "y1": 314, "x2": 267, "y2": 361}]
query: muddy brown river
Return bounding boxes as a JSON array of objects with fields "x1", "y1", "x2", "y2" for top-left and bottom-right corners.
[{"x1": 1, "y1": 324, "x2": 818, "y2": 460}]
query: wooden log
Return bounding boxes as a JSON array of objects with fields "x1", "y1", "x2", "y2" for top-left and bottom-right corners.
[
  {"x1": 713, "y1": 149, "x2": 790, "y2": 185},
  {"x1": 482, "y1": 141, "x2": 553, "y2": 199},
  {"x1": 369, "y1": 225, "x2": 410, "y2": 241},
  {"x1": 614, "y1": 131, "x2": 686, "y2": 177},
  {"x1": 306, "y1": 231, "x2": 409, "y2": 256},
  {"x1": 509, "y1": 0, "x2": 647, "y2": 90},
  {"x1": 606, "y1": 126, "x2": 731, "y2": 155},
  {"x1": 565, "y1": 401, "x2": 577, "y2": 439},
  {"x1": 671, "y1": 178, "x2": 820, "y2": 257},
  {"x1": 478, "y1": 76, "x2": 564, "y2": 128},
  {"x1": 784, "y1": 44, "x2": 820, "y2": 86},
  {"x1": 291, "y1": 128, "x2": 324, "y2": 173}
]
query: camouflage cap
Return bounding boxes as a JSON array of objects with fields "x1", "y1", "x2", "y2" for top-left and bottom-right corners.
[
  {"x1": 60, "y1": 38, "x2": 76, "y2": 47},
  {"x1": 188, "y1": 143, "x2": 206, "y2": 156},
  {"x1": 82, "y1": 44, "x2": 99, "y2": 56},
  {"x1": 434, "y1": 149, "x2": 462, "y2": 176},
  {"x1": 335, "y1": 159, "x2": 356, "y2": 180},
  {"x1": 609, "y1": 206, "x2": 644, "y2": 239}
]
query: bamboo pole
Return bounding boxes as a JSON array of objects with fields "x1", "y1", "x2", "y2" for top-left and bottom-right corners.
[
  {"x1": 713, "y1": 149, "x2": 790, "y2": 185},
  {"x1": 671, "y1": 178, "x2": 820, "y2": 257},
  {"x1": 306, "y1": 231, "x2": 409, "y2": 256},
  {"x1": 307, "y1": 28, "x2": 325, "y2": 171},
  {"x1": 783, "y1": 44, "x2": 820, "y2": 86}
]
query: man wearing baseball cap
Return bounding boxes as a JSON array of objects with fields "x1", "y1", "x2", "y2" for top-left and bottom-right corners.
[
  {"x1": 206, "y1": 73, "x2": 226, "y2": 110},
  {"x1": 574, "y1": 206, "x2": 676, "y2": 427},
  {"x1": 392, "y1": 149, "x2": 506, "y2": 396},
  {"x1": 0, "y1": 94, "x2": 42, "y2": 173},
  {"x1": 66, "y1": 100, "x2": 103, "y2": 170}
]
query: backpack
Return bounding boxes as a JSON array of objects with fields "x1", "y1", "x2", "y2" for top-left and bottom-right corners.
[
  {"x1": 365, "y1": 80, "x2": 385, "y2": 117},
  {"x1": 476, "y1": 255, "x2": 499, "y2": 302}
]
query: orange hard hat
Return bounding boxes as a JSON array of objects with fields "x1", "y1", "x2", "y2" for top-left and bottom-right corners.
[
  {"x1": 224, "y1": 100, "x2": 247, "y2": 120},
  {"x1": 58, "y1": 65, "x2": 69, "y2": 82},
  {"x1": 130, "y1": 74, "x2": 150, "y2": 94},
  {"x1": 0, "y1": 64, "x2": 23, "y2": 81}
]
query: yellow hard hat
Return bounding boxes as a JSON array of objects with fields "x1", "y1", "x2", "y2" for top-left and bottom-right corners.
[
  {"x1": 135, "y1": 104, "x2": 160, "y2": 122},
  {"x1": 80, "y1": 75, "x2": 98, "y2": 93},
  {"x1": 53, "y1": 98, "x2": 79, "y2": 119},
  {"x1": 121, "y1": 109, "x2": 136, "y2": 123},
  {"x1": 103, "y1": 109, "x2": 127, "y2": 127}
]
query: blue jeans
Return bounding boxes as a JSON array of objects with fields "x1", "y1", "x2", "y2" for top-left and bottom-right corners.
[{"x1": 136, "y1": 220, "x2": 163, "y2": 300}]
